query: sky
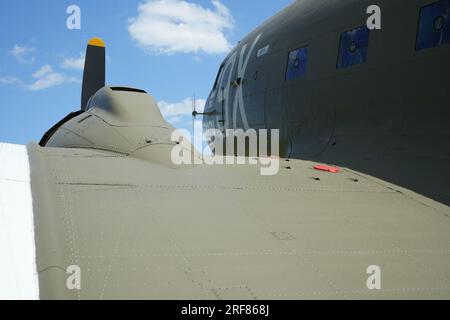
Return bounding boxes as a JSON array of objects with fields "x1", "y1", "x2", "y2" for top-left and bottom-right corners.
[{"x1": 0, "y1": 0, "x2": 292, "y2": 145}]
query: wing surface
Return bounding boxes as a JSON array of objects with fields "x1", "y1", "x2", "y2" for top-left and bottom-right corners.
[{"x1": 28, "y1": 143, "x2": 450, "y2": 300}]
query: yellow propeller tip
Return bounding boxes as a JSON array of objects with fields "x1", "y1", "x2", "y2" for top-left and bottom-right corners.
[{"x1": 88, "y1": 38, "x2": 105, "y2": 48}]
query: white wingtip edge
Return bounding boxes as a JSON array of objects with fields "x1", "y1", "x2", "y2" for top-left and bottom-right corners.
[{"x1": 0, "y1": 143, "x2": 39, "y2": 300}]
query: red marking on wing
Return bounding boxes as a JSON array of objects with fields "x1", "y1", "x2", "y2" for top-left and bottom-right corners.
[{"x1": 314, "y1": 165, "x2": 341, "y2": 173}]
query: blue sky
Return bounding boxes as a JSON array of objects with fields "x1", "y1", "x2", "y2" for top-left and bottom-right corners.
[{"x1": 0, "y1": 0, "x2": 292, "y2": 145}]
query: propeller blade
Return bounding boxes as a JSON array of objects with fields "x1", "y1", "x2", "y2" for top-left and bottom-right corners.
[{"x1": 81, "y1": 38, "x2": 106, "y2": 110}]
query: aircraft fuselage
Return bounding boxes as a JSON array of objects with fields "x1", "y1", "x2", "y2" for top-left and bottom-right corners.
[{"x1": 203, "y1": 0, "x2": 450, "y2": 205}]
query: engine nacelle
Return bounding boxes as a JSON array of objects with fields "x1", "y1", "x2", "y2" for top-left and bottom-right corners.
[{"x1": 44, "y1": 86, "x2": 179, "y2": 164}]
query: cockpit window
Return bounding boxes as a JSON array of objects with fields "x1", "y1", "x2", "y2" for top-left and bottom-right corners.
[{"x1": 213, "y1": 63, "x2": 225, "y2": 90}]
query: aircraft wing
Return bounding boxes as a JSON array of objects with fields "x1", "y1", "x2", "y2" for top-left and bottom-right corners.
[{"x1": 25, "y1": 143, "x2": 450, "y2": 300}]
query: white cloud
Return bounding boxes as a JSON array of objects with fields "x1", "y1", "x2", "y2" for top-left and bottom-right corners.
[
  {"x1": 158, "y1": 98, "x2": 208, "y2": 152},
  {"x1": 2, "y1": 45, "x2": 82, "y2": 91},
  {"x1": 128, "y1": 0, "x2": 233, "y2": 55},
  {"x1": 158, "y1": 97, "x2": 206, "y2": 124},
  {"x1": 0, "y1": 65, "x2": 80, "y2": 91},
  {"x1": 28, "y1": 65, "x2": 80, "y2": 91},
  {"x1": 0, "y1": 76, "x2": 24, "y2": 88},
  {"x1": 61, "y1": 53, "x2": 85, "y2": 70},
  {"x1": 32, "y1": 65, "x2": 53, "y2": 78},
  {"x1": 9, "y1": 45, "x2": 36, "y2": 64}
]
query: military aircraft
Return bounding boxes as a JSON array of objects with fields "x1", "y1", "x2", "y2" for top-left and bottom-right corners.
[{"x1": 1, "y1": 0, "x2": 449, "y2": 300}]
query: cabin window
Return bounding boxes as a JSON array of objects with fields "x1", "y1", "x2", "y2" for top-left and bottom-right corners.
[
  {"x1": 416, "y1": 0, "x2": 450, "y2": 51},
  {"x1": 257, "y1": 45, "x2": 270, "y2": 58},
  {"x1": 285, "y1": 46, "x2": 308, "y2": 80},
  {"x1": 337, "y1": 26, "x2": 370, "y2": 69}
]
